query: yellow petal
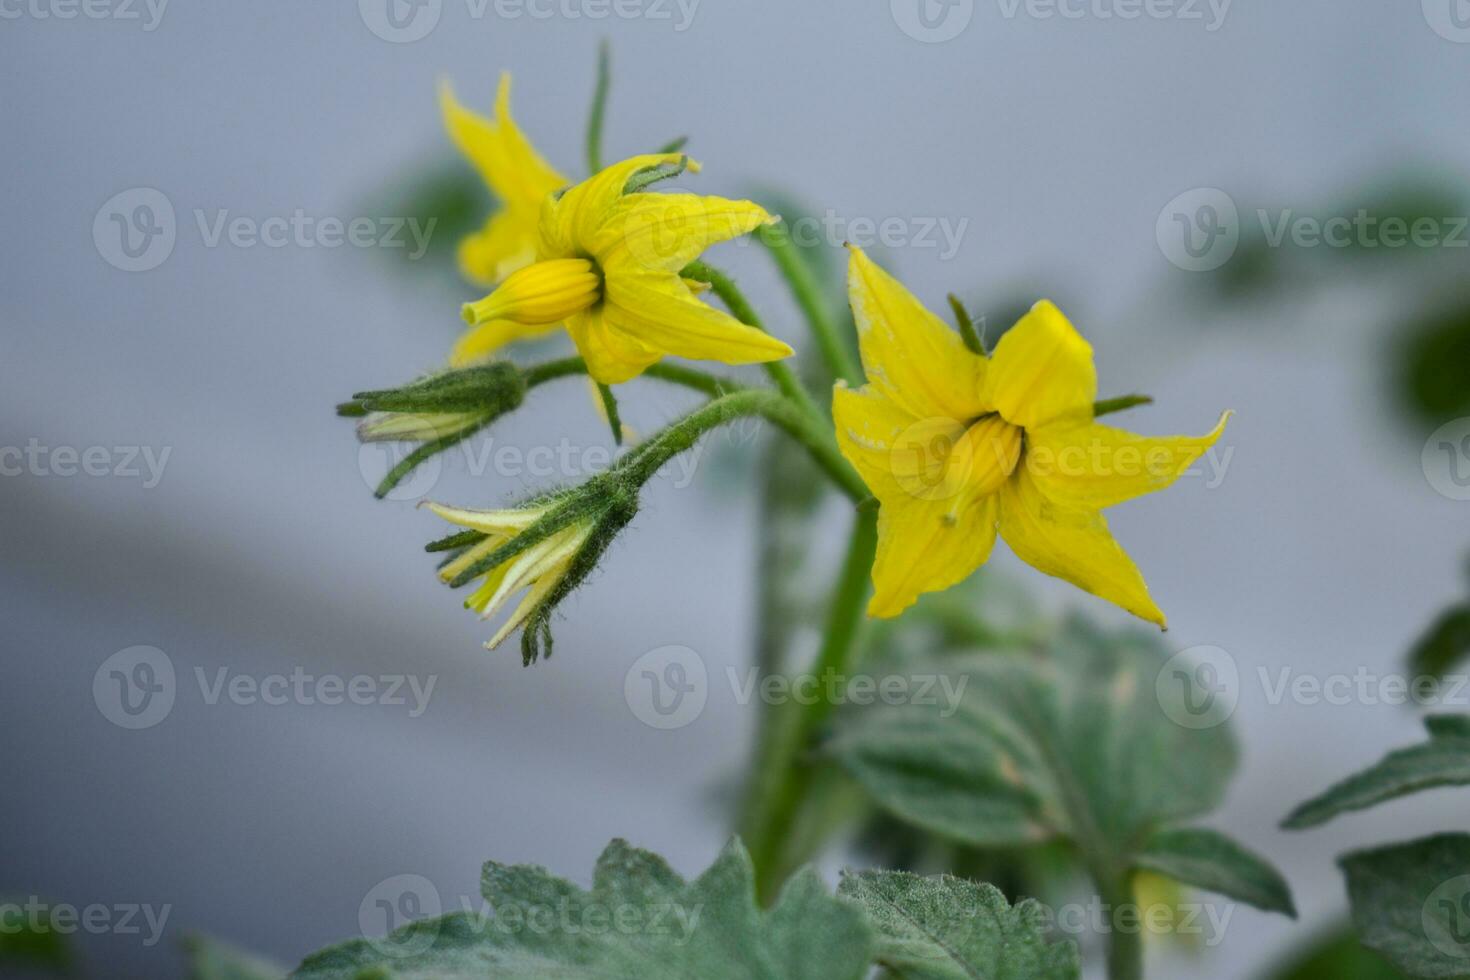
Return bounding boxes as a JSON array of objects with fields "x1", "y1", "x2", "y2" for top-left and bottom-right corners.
[
  {"x1": 604, "y1": 273, "x2": 794, "y2": 366},
  {"x1": 597, "y1": 193, "x2": 773, "y2": 273},
  {"x1": 462, "y1": 258, "x2": 601, "y2": 327},
  {"x1": 449, "y1": 318, "x2": 560, "y2": 367},
  {"x1": 566, "y1": 308, "x2": 665, "y2": 385},
  {"x1": 869, "y1": 493, "x2": 1000, "y2": 618},
  {"x1": 440, "y1": 75, "x2": 566, "y2": 285},
  {"x1": 985, "y1": 300, "x2": 1097, "y2": 429},
  {"x1": 833, "y1": 384, "x2": 923, "y2": 501},
  {"x1": 1026, "y1": 411, "x2": 1231, "y2": 511},
  {"x1": 540, "y1": 154, "x2": 699, "y2": 257},
  {"x1": 457, "y1": 211, "x2": 539, "y2": 286},
  {"x1": 846, "y1": 246, "x2": 988, "y2": 421},
  {"x1": 997, "y1": 467, "x2": 1166, "y2": 628},
  {"x1": 423, "y1": 501, "x2": 547, "y2": 535}
]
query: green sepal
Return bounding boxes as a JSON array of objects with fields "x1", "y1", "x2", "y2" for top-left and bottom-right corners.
[
  {"x1": 346, "y1": 362, "x2": 526, "y2": 416},
  {"x1": 624, "y1": 156, "x2": 692, "y2": 195}
]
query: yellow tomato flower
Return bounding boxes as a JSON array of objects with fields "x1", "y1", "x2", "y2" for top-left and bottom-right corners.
[
  {"x1": 459, "y1": 154, "x2": 795, "y2": 384},
  {"x1": 833, "y1": 246, "x2": 1229, "y2": 625},
  {"x1": 426, "y1": 500, "x2": 595, "y2": 650},
  {"x1": 440, "y1": 73, "x2": 568, "y2": 288}
]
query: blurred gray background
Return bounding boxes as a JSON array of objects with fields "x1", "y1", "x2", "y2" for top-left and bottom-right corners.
[{"x1": 4, "y1": 1, "x2": 1470, "y2": 976}]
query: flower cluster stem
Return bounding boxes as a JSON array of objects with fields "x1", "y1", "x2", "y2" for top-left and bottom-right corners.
[
  {"x1": 744, "y1": 506, "x2": 877, "y2": 903},
  {"x1": 756, "y1": 222, "x2": 862, "y2": 387}
]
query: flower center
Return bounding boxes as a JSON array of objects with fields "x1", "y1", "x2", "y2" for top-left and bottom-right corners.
[
  {"x1": 957, "y1": 414, "x2": 1024, "y2": 496},
  {"x1": 462, "y1": 258, "x2": 602, "y2": 327}
]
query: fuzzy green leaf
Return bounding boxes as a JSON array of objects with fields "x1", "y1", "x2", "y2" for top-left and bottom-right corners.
[
  {"x1": 1409, "y1": 605, "x2": 1470, "y2": 682},
  {"x1": 291, "y1": 839, "x2": 873, "y2": 980},
  {"x1": 1341, "y1": 834, "x2": 1470, "y2": 978},
  {"x1": 1134, "y1": 827, "x2": 1296, "y2": 916},
  {"x1": 185, "y1": 934, "x2": 287, "y2": 980},
  {"x1": 1257, "y1": 923, "x2": 1407, "y2": 979},
  {"x1": 828, "y1": 618, "x2": 1239, "y2": 857},
  {"x1": 1283, "y1": 716, "x2": 1470, "y2": 830},
  {"x1": 837, "y1": 870, "x2": 1079, "y2": 980}
]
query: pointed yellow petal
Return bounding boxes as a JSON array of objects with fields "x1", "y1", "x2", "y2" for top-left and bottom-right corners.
[
  {"x1": 563, "y1": 308, "x2": 665, "y2": 385},
  {"x1": 997, "y1": 467, "x2": 1166, "y2": 628},
  {"x1": 541, "y1": 154, "x2": 699, "y2": 257},
  {"x1": 1026, "y1": 411, "x2": 1231, "y2": 511},
  {"x1": 440, "y1": 75, "x2": 566, "y2": 286},
  {"x1": 424, "y1": 501, "x2": 547, "y2": 535},
  {"x1": 846, "y1": 246, "x2": 988, "y2": 422},
  {"x1": 450, "y1": 318, "x2": 560, "y2": 366},
  {"x1": 984, "y1": 300, "x2": 1097, "y2": 429},
  {"x1": 868, "y1": 493, "x2": 999, "y2": 618},
  {"x1": 439, "y1": 75, "x2": 566, "y2": 214},
  {"x1": 597, "y1": 193, "x2": 774, "y2": 273},
  {"x1": 605, "y1": 273, "x2": 794, "y2": 366},
  {"x1": 833, "y1": 384, "x2": 923, "y2": 501}
]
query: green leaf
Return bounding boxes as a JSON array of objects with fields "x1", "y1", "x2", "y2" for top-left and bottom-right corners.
[
  {"x1": 837, "y1": 870, "x2": 1079, "y2": 980},
  {"x1": 0, "y1": 899, "x2": 72, "y2": 974},
  {"x1": 1255, "y1": 923, "x2": 1408, "y2": 979},
  {"x1": 1408, "y1": 604, "x2": 1470, "y2": 682},
  {"x1": 1282, "y1": 715, "x2": 1470, "y2": 830},
  {"x1": 185, "y1": 934, "x2": 286, "y2": 980},
  {"x1": 827, "y1": 617, "x2": 1239, "y2": 855},
  {"x1": 1341, "y1": 833, "x2": 1470, "y2": 978},
  {"x1": 1134, "y1": 827, "x2": 1296, "y2": 916},
  {"x1": 291, "y1": 839, "x2": 873, "y2": 980}
]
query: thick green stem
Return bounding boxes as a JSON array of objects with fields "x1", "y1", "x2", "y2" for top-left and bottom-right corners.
[
  {"x1": 756, "y1": 222, "x2": 861, "y2": 387},
  {"x1": 743, "y1": 506, "x2": 877, "y2": 903},
  {"x1": 618, "y1": 389, "x2": 865, "y2": 502},
  {"x1": 680, "y1": 261, "x2": 828, "y2": 422},
  {"x1": 1095, "y1": 867, "x2": 1144, "y2": 980}
]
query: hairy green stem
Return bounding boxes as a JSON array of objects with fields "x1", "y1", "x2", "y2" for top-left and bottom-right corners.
[
  {"x1": 680, "y1": 260, "x2": 827, "y2": 422},
  {"x1": 756, "y1": 222, "x2": 861, "y2": 387},
  {"x1": 744, "y1": 507, "x2": 878, "y2": 903},
  {"x1": 618, "y1": 389, "x2": 866, "y2": 502}
]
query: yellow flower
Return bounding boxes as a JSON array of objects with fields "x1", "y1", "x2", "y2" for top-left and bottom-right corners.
[
  {"x1": 426, "y1": 500, "x2": 596, "y2": 651},
  {"x1": 440, "y1": 73, "x2": 567, "y2": 288},
  {"x1": 833, "y1": 246, "x2": 1229, "y2": 625},
  {"x1": 459, "y1": 154, "x2": 794, "y2": 384}
]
